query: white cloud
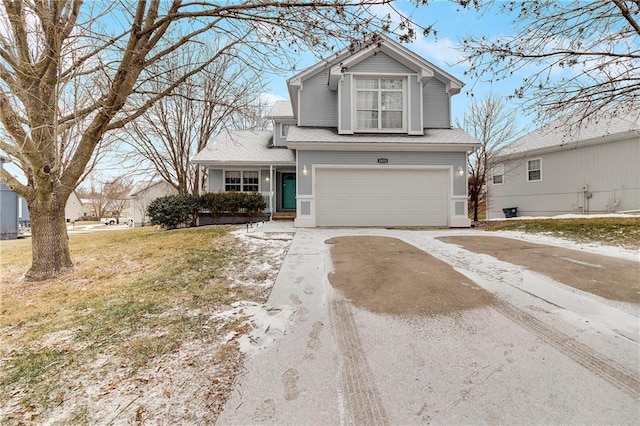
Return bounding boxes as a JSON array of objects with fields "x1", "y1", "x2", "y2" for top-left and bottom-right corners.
[{"x1": 413, "y1": 36, "x2": 467, "y2": 69}]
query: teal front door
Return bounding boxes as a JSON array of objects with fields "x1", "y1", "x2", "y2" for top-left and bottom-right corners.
[{"x1": 282, "y1": 173, "x2": 296, "y2": 210}]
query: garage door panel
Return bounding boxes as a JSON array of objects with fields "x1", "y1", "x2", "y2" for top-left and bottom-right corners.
[{"x1": 315, "y1": 168, "x2": 449, "y2": 227}]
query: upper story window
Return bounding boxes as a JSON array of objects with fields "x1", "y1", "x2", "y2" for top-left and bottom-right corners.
[
  {"x1": 280, "y1": 124, "x2": 290, "y2": 138},
  {"x1": 492, "y1": 163, "x2": 504, "y2": 185},
  {"x1": 527, "y1": 158, "x2": 542, "y2": 182},
  {"x1": 355, "y1": 78, "x2": 405, "y2": 132},
  {"x1": 225, "y1": 170, "x2": 259, "y2": 192}
]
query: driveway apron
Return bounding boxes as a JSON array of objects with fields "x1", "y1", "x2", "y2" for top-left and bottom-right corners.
[{"x1": 217, "y1": 229, "x2": 640, "y2": 425}]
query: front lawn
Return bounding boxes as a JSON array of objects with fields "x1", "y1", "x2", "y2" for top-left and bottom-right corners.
[
  {"x1": 0, "y1": 226, "x2": 285, "y2": 424},
  {"x1": 481, "y1": 217, "x2": 640, "y2": 249}
]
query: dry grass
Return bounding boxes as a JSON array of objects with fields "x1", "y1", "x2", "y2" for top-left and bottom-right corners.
[
  {"x1": 0, "y1": 226, "x2": 269, "y2": 424},
  {"x1": 480, "y1": 217, "x2": 640, "y2": 249}
]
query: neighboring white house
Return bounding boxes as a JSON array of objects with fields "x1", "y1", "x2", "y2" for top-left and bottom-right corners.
[
  {"x1": 487, "y1": 113, "x2": 640, "y2": 219},
  {"x1": 65, "y1": 191, "x2": 84, "y2": 222},
  {"x1": 192, "y1": 34, "x2": 480, "y2": 228},
  {"x1": 130, "y1": 180, "x2": 178, "y2": 227}
]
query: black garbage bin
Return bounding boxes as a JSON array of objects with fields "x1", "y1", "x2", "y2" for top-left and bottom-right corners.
[{"x1": 502, "y1": 207, "x2": 518, "y2": 218}]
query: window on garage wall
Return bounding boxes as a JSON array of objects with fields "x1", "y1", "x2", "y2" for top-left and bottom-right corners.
[
  {"x1": 527, "y1": 158, "x2": 542, "y2": 182},
  {"x1": 492, "y1": 163, "x2": 504, "y2": 185}
]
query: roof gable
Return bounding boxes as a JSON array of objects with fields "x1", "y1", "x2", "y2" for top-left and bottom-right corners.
[{"x1": 287, "y1": 34, "x2": 463, "y2": 115}]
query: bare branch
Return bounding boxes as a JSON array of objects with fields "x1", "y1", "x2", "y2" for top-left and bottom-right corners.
[
  {"x1": 0, "y1": 0, "x2": 434, "y2": 278},
  {"x1": 0, "y1": 164, "x2": 28, "y2": 196},
  {"x1": 460, "y1": 0, "x2": 640, "y2": 125}
]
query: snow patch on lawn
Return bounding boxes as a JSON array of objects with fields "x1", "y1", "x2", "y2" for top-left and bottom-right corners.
[
  {"x1": 12, "y1": 228, "x2": 296, "y2": 425},
  {"x1": 216, "y1": 229, "x2": 297, "y2": 356},
  {"x1": 491, "y1": 230, "x2": 639, "y2": 262},
  {"x1": 225, "y1": 228, "x2": 292, "y2": 288},
  {"x1": 487, "y1": 213, "x2": 639, "y2": 221},
  {"x1": 214, "y1": 302, "x2": 296, "y2": 355}
]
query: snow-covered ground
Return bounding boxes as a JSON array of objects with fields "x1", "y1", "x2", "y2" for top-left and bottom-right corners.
[
  {"x1": 218, "y1": 222, "x2": 639, "y2": 425},
  {"x1": 229, "y1": 221, "x2": 638, "y2": 358},
  {"x1": 487, "y1": 212, "x2": 639, "y2": 221},
  {"x1": 21, "y1": 219, "x2": 636, "y2": 424},
  {"x1": 482, "y1": 228, "x2": 638, "y2": 261}
]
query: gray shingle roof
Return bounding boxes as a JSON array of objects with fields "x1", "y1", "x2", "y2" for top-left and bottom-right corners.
[
  {"x1": 191, "y1": 130, "x2": 295, "y2": 164},
  {"x1": 498, "y1": 112, "x2": 640, "y2": 157},
  {"x1": 265, "y1": 100, "x2": 294, "y2": 119},
  {"x1": 286, "y1": 126, "x2": 480, "y2": 146}
]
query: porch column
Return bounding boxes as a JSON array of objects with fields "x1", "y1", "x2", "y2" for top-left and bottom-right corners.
[{"x1": 269, "y1": 165, "x2": 274, "y2": 220}]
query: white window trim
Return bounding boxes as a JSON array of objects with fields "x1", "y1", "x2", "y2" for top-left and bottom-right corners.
[
  {"x1": 224, "y1": 170, "x2": 260, "y2": 192},
  {"x1": 492, "y1": 163, "x2": 504, "y2": 185},
  {"x1": 353, "y1": 75, "x2": 407, "y2": 133},
  {"x1": 527, "y1": 158, "x2": 542, "y2": 182}
]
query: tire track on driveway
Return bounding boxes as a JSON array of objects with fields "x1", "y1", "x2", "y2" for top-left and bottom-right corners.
[
  {"x1": 494, "y1": 300, "x2": 640, "y2": 400},
  {"x1": 422, "y1": 238, "x2": 640, "y2": 401},
  {"x1": 329, "y1": 288, "x2": 389, "y2": 425}
]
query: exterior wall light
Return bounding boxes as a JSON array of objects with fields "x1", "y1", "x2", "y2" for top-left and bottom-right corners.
[
  {"x1": 303, "y1": 164, "x2": 308, "y2": 176},
  {"x1": 265, "y1": 175, "x2": 270, "y2": 182},
  {"x1": 457, "y1": 165, "x2": 465, "y2": 177}
]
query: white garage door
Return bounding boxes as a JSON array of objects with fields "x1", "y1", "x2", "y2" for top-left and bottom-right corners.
[{"x1": 315, "y1": 168, "x2": 449, "y2": 227}]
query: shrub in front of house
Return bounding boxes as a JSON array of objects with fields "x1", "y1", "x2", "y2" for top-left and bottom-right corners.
[
  {"x1": 201, "y1": 192, "x2": 226, "y2": 224},
  {"x1": 147, "y1": 192, "x2": 271, "y2": 228},
  {"x1": 223, "y1": 191, "x2": 244, "y2": 223},
  {"x1": 244, "y1": 192, "x2": 267, "y2": 219},
  {"x1": 148, "y1": 194, "x2": 200, "y2": 229}
]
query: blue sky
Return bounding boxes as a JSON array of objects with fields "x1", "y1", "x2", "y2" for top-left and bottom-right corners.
[
  {"x1": 3, "y1": 1, "x2": 536, "y2": 185},
  {"x1": 264, "y1": 1, "x2": 533, "y2": 133}
]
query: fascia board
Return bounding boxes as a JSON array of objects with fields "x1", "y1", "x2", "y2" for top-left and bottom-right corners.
[
  {"x1": 494, "y1": 130, "x2": 640, "y2": 162},
  {"x1": 287, "y1": 142, "x2": 479, "y2": 152},
  {"x1": 191, "y1": 161, "x2": 296, "y2": 167}
]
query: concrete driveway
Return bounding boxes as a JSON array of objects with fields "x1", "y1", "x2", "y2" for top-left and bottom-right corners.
[{"x1": 217, "y1": 228, "x2": 639, "y2": 425}]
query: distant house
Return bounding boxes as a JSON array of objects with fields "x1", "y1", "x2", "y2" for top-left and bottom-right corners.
[
  {"x1": 79, "y1": 198, "x2": 96, "y2": 218},
  {"x1": 130, "y1": 180, "x2": 178, "y2": 227},
  {"x1": 0, "y1": 186, "x2": 84, "y2": 239},
  {"x1": 15, "y1": 191, "x2": 84, "y2": 223},
  {"x1": 65, "y1": 191, "x2": 84, "y2": 222},
  {"x1": 192, "y1": 35, "x2": 480, "y2": 227},
  {"x1": 0, "y1": 182, "x2": 19, "y2": 240},
  {"x1": 487, "y1": 113, "x2": 640, "y2": 219}
]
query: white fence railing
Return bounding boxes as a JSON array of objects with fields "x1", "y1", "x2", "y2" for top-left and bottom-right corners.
[{"x1": 259, "y1": 191, "x2": 274, "y2": 212}]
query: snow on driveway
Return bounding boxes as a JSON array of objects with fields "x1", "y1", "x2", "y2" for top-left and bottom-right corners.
[{"x1": 221, "y1": 226, "x2": 639, "y2": 425}]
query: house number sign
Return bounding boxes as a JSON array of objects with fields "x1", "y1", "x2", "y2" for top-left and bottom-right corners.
[{"x1": 377, "y1": 158, "x2": 389, "y2": 164}]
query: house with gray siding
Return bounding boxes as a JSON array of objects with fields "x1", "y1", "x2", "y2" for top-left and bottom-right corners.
[
  {"x1": 487, "y1": 113, "x2": 640, "y2": 219},
  {"x1": 192, "y1": 34, "x2": 480, "y2": 227}
]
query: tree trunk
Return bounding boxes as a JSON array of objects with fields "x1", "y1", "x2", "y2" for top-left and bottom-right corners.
[{"x1": 26, "y1": 196, "x2": 73, "y2": 280}]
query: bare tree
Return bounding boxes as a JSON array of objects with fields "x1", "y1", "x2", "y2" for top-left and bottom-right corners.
[
  {"x1": 75, "y1": 174, "x2": 108, "y2": 219},
  {"x1": 460, "y1": 1, "x2": 640, "y2": 127},
  {"x1": 103, "y1": 176, "x2": 133, "y2": 223},
  {"x1": 0, "y1": 0, "x2": 422, "y2": 280},
  {"x1": 458, "y1": 92, "x2": 519, "y2": 222},
  {"x1": 124, "y1": 45, "x2": 268, "y2": 195}
]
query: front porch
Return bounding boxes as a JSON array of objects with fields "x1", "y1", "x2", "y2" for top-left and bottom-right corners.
[
  {"x1": 251, "y1": 166, "x2": 296, "y2": 216},
  {"x1": 271, "y1": 210, "x2": 296, "y2": 221}
]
